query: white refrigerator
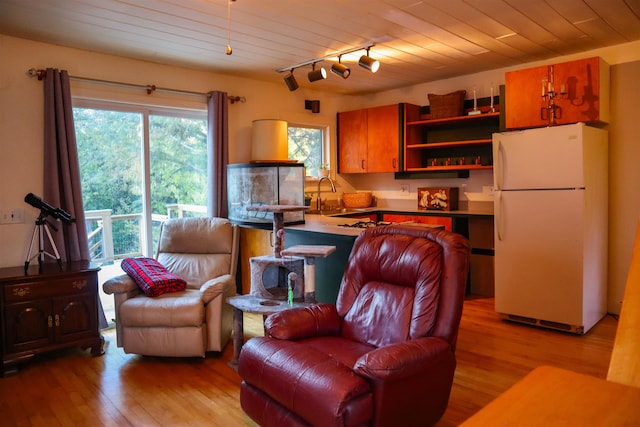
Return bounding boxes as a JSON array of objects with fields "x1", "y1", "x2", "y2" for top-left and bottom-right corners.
[{"x1": 492, "y1": 123, "x2": 608, "y2": 334}]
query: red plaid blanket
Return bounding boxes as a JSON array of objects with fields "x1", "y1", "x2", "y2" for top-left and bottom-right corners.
[{"x1": 121, "y1": 257, "x2": 187, "y2": 297}]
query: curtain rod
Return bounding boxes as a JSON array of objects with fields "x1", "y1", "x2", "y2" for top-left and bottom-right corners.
[{"x1": 27, "y1": 68, "x2": 246, "y2": 104}]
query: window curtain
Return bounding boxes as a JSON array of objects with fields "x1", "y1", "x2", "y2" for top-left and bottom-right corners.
[
  {"x1": 207, "y1": 91, "x2": 229, "y2": 218},
  {"x1": 42, "y1": 68, "x2": 108, "y2": 329}
]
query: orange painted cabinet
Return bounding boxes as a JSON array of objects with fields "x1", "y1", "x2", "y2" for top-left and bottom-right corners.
[
  {"x1": 382, "y1": 213, "x2": 453, "y2": 232},
  {"x1": 337, "y1": 108, "x2": 367, "y2": 173},
  {"x1": 505, "y1": 56, "x2": 609, "y2": 129},
  {"x1": 338, "y1": 104, "x2": 413, "y2": 173}
]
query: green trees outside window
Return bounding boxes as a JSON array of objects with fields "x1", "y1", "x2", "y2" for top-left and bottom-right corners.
[{"x1": 74, "y1": 106, "x2": 207, "y2": 260}]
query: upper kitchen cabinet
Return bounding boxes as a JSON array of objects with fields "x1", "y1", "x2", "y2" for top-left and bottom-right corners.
[
  {"x1": 338, "y1": 104, "x2": 414, "y2": 173},
  {"x1": 337, "y1": 108, "x2": 367, "y2": 173},
  {"x1": 505, "y1": 57, "x2": 610, "y2": 130}
]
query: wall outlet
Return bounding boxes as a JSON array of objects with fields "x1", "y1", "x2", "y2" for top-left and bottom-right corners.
[
  {"x1": 400, "y1": 184, "x2": 409, "y2": 193},
  {"x1": 0, "y1": 208, "x2": 25, "y2": 224}
]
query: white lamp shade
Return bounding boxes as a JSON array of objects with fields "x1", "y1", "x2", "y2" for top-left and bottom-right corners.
[{"x1": 251, "y1": 119, "x2": 289, "y2": 161}]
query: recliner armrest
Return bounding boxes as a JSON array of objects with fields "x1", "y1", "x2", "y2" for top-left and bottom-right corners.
[
  {"x1": 103, "y1": 274, "x2": 139, "y2": 295},
  {"x1": 354, "y1": 336, "x2": 453, "y2": 381},
  {"x1": 200, "y1": 274, "x2": 234, "y2": 304},
  {"x1": 265, "y1": 303, "x2": 341, "y2": 340}
]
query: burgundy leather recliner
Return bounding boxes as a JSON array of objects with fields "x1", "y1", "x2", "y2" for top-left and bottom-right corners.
[{"x1": 238, "y1": 225, "x2": 471, "y2": 427}]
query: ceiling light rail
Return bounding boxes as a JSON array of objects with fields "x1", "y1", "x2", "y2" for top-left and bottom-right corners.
[
  {"x1": 277, "y1": 43, "x2": 380, "y2": 91},
  {"x1": 26, "y1": 68, "x2": 245, "y2": 103}
]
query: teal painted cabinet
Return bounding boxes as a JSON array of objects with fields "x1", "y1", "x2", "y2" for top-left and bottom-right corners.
[{"x1": 284, "y1": 231, "x2": 357, "y2": 304}]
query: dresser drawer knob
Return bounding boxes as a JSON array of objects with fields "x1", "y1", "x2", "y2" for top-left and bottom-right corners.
[
  {"x1": 13, "y1": 287, "x2": 31, "y2": 298},
  {"x1": 72, "y1": 280, "x2": 87, "y2": 290}
]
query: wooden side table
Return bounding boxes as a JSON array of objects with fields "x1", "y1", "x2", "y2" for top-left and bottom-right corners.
[
  {"x1": 460, "y1": 365, "x2": 640, "y2": 426},
  {"x1": 226, "y1": 294, "x2": 310, "y2": 367}
]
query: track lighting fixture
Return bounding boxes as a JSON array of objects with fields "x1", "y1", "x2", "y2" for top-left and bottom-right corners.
[
  {"x1": 283, "y1": 70, "x2": 298, "y2": 91},
  {"x1": 359, "y1": 47, "x2": 380, "y2": 73},
  {"x1": 331, "y1": 55, "x2": 350, "y2": 79},
  {"x1": 276, "y1": 43, "x2": 379, "y2": 90},
  {"x1": 308, "y1": 63, "x2": 327, "y2": 82}
]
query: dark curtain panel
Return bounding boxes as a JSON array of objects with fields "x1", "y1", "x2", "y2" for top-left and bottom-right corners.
[
  {"x1": 42, "y1": 68, "x2": 89, "y2": 261},
  {"x1": 42, "y1": 68, "x2": 108, "y2": 329},
  {"x1": 207, "y1": 91, "x2": 229, "y2": 218}
]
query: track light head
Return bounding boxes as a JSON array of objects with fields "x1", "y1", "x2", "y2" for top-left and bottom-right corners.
[
  {"x1": 283, "y1": 71, "x2": 298, "y2": 91},
  {"x1": 359, "y1": 48, "x2": 380, "y2": 73},
  {"x1": 308, "y1": 63, "x2": 327, "y2": 82},
  {"x1": 331, "y1": 62, "x2": 350, "y2": 79},
  {"x1": 331, "y1": 55, "x2": 350, "y2": 79}
]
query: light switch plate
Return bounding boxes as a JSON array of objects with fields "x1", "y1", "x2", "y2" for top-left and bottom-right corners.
[{"x1": 0, "y1": 208, "x2": 25, "y2": 224}]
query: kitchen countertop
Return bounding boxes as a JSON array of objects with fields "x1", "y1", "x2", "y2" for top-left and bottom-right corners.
[
  {"x1": 235, "y1": 205, "x2": 493, "y2": 237},
  {"x1": 285, "y1": 213, "x2": 447, "y2": 237},
  {"x1": 285, "y1": 215, "x2": 367, "y2": 237},
  {"x1": 376, "y1": 208, "x2": 493, "y2": 217}
]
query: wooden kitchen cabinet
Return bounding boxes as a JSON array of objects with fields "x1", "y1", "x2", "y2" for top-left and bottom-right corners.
[
  {"x1": 338, "y1": 103, "x2": 413, "y2": 173},
  {"x1": 367, "y1": 105, "x2": 402, "y2": 172},
  {"x1": 0, "y1": 261, "x2": 103, "y2": 376},
  {"x1": 468, "y1": 216, "x2": 495, "y2": 297},
  {"x1": 505, "y1": 56, "x2": 609, "y2": 129},
  {"x1": 338, "y1": 108, "x2": 367, "y2": 173}
]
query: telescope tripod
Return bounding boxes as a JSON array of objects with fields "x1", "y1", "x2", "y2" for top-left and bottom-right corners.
[{"x1": 24, "y1": 212, "x2": 63, "y2": 273}]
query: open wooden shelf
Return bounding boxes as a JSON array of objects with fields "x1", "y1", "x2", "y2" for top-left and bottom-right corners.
[
  {"x1": 407, "y1": 111, "x2": 500, "y2": 127},
  {"x1": 405, "y1": 165, "x2": 493, "y2": 172},
  {"x1": 403, "y1": 106, "x2": 501, "y2": 175},
  {"x1": 406, "y1": 138, "x2": 492, "y2": 149}
]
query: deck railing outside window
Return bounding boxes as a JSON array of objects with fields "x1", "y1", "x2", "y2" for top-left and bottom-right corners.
[{"x1": 85, "y1": 204, "x2": 206, "y2": 263}]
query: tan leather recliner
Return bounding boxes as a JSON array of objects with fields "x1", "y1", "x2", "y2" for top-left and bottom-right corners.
[{"x1": 103, "y1": 217, "x2": 239, "y2": 357}]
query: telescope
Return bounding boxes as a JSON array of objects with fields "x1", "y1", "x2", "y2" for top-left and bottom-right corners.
[{"x1": 24, "y1": 193, "x2": 73, "y2": 224}]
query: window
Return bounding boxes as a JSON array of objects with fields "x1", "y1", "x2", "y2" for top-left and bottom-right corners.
[
  {"x1": 73, "y1": 103, "x2": 208, "y2": 261},
  {"x1": 288, "y1": 125, "x2": 327, "y2": 176}
]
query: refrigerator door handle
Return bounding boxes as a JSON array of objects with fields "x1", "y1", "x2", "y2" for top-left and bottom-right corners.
[
  {"x1": 494, "y1": 139, "x2": 504, "y2": 191},
  {"x1": 496, "y1": 190, "x2": 504, "y2": 241}
]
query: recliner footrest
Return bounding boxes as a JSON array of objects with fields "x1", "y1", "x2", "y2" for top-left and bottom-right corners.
[{"x1": 239, "y1": 336, "x2": 373, "y2": 426}]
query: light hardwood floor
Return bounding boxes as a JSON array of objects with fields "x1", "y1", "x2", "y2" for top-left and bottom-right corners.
[{"x1": 0, "y1": 297, "x2": 617, "y2": 426}]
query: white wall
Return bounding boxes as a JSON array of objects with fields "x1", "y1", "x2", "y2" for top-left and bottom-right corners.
[
  {"x1": 608, "y1": 60, "x2": 640, "y2": 313},
  {"x1": 2, "y1": 34, "x2": 639, "y2": 314}
]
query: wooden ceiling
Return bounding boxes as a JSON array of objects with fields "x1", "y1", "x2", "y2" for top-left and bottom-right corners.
[{"x1": 1, "y1": 0, "x2": 639, "y2": 94}]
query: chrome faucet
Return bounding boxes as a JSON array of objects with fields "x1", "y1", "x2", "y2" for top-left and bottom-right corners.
[{"x1": 317, "y1": 176, "x2": 337, "y2": 211}]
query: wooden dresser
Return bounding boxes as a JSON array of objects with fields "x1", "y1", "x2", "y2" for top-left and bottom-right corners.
[{"x1": 0, "y1": 261, "x2": 104, "y2": 376}]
